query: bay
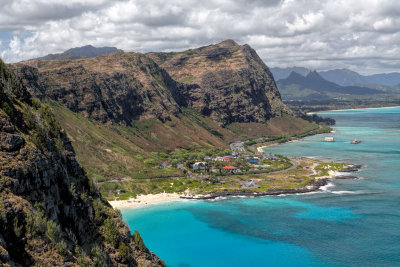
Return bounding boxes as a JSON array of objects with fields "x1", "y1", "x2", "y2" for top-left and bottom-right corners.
[{"x1": 122, "y1": 106, "x2": 400, "y2": 267}]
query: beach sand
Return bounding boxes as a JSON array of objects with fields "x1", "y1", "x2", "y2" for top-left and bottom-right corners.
[
  {"x1": 109, "y1": 192, "x2": 184, "y2": 209},
  {"x1": 307, "y1": 105, "x2": 400, "y2": 114}
]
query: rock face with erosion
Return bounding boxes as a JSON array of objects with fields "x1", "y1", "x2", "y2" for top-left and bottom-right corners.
[
  {"x1": 12, "y1": 40, "x2": 290, "y2": 126},
  {"x1": 148, "y1": 39, "x2": 291, "y2": 125},
  {"x1": 0, "y1": 59, "x2": 164, "y2": 266},
  {"x1": 11, "y1": 52, "x2": 187, "y2": 124}
]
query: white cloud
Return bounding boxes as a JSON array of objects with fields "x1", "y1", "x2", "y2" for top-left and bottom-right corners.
[{"x1": 0, "y1": 0, "x2": 399, "y2": 73}]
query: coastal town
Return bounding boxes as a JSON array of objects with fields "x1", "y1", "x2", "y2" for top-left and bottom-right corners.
[{"x1": 105, "y1": 137, "x2": 360, "y2": 208}]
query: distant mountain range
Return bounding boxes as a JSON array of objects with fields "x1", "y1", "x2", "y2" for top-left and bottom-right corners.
[
  {"x1": 271, "y1": 67, "x2": 400, "y2": 87},
  {"x1": 269, "y1": 67, "x2": 310, "y2": 81},
  {"x1": 34, "y1": 45, "x2": 123, "y2": 60},
  {"x1": 277, "y1": 71, "x2": 382, "y2": 100}
]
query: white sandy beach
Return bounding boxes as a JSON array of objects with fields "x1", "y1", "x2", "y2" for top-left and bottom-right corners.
[
  {"x1": 109, "y1": 192, "x2": 184, "y2": 209},
  {"x1": 307, "y1": 105, "x2": 400, "y2": 114}
]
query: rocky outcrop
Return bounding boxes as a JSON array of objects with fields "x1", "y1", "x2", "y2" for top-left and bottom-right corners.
[
  {"x1": 12, "y1": 52, "x2": 187, "y2": 124},
  {"x1": 0, "y1": 59, "x2": 164, "y2": 266},
  {"x1": 148, "y1": 39, "x2": 291, "y2": 125}
]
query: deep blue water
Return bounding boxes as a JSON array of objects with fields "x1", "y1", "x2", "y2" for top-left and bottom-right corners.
[{"x1": 122, "y1": 107, "x2": 400, "y2": 267}]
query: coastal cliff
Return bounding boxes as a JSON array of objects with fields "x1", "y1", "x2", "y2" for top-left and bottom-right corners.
[
  {"x1": 148, "y1": 39, "x2": 291, "y2": 125},
  {"x1": 11, "y1": 52, "x2": 187, "y2": 124},
  {"x1": 12, "y1": 39, "x2": 290, "y2": 126},
  {"x1": 0, "y1": 59, "x2": 164, "y2": 266}
]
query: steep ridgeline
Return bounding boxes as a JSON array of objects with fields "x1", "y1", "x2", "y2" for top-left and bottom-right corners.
[
  {"x1": 35, "y1": 45, "x2": 123, "y2": 61},
  {"x1": 277, "y1": 71, "x2": 382, "y2": 101},
  {"x1": 0, "y1": 59, "x2": 163, "y2": 266},
  {"x1": 12, "y1": 52, "x2": 188, "y2": 124},
  {"x1": 148, "y1": 39, "x2": 291, "y2": 125},
  {"x1": 13, "y1": 40, "x2": 290, "y2": 126},
  {"x1": 9, "y1": 41, "x2": 316, "y2": 182}
]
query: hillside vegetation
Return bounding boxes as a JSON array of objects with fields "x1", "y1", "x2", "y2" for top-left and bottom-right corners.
[
  {"x1": 0, "y1": 59, "x2": 163, "y2": 266},
  {"x1": 9, "y1": 40, "x2": 326, "y2": 199}
]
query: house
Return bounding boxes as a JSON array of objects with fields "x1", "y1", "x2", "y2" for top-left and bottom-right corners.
[
  {"x1": 192, "y1": 162, "x2": 208, "y2": 171},
  {"x1": 158, "y1": 163, "x2": 170, "y2": 169},
  {"x1": 204, "y1": 156, "x2": 212, "y2": 161},
  {"x1": 222, "y1": 166, "x2": 239, "y2": 173},
  {"x1": 248, "y1": 159, "x2": 259, "y2": 164},
  {"x1": 214, "y1": 157, "x2": 230, "y2": 162},
  {"x1": 176, "y1": 163, "x2": 184, "y2": 169},
  {"x1": 263, "y1": 155, "x2": 281, "y2": 160}
]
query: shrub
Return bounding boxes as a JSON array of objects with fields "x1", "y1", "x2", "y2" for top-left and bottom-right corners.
[
  {"x1": 91, "y1": 245, "x2": 106, "y2": 267},
  {"x1": 103, "y1": 218, "x2": 120, "y2": 247},
  {"x1": 13, "y1": 217, "x2": 23, "y2": 238},
  {"x1": 25, "y1": 203, "x2": 47, "y2": 235},
  {"x1": 77, "y1": 256, "x2": 90, "y2": 267},
  {"x1": 118, "y1": 242, "x2": 130, "y2": 260},
  {"x1": 55, "y1": 240, "x2": 68, "y2": 257},
  {"x1": 92, "y1": 199, "x2": 106, "y2": 225},
  {"x1": 134, "y1": 230, "x2": 149, "y2": 253},
  {"x1": 46, "y1": 220, "x2": 61, "y2": 243}
]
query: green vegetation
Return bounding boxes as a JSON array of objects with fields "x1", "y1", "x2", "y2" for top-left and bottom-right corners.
[
  {"x1": 103, "y1": 217, "x2": 120, "y2": 247},
  {"x1": 315, "y1": 162, "x2": 347, "y2": 176},
  {"x1": 118, "y1": 242, "x2": 130, "y2": 260},
  {"x1": 134, "y1": 230, "x2": 149, "y2": 253},
  {"x1": 179, "y1": 76, "x2": 197, "y2": 84},
  {"x1": 40, "y1": 98, "x2": 336, "y2": 200}
]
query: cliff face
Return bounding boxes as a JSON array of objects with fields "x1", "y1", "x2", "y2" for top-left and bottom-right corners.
[
  {"x1": 12, "y1": 40, "x2": 289, "y2": 126},
  {"x1": 148, "y1": 39, "x2": 291, "y2": 125},
  {"x1": 12, "y1": 52, "x2": 188, "y2": 124},
  {"x1": 0, "y1": 59, "x2": 163, "y2": 266}
]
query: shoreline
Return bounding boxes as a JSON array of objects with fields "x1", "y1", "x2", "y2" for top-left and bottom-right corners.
[
  {"x1": 109, "y1": 165, "x2": 361, "y2": 209},
  {"x1": 256, "y1": 139, "x2": 302, "y2": 153},
  {"x1": 109, "y1": 192, "x2": 184, "y2": 209},
  {"x1": 307, "y1": 105, "x2": 400, "y2": 114}
]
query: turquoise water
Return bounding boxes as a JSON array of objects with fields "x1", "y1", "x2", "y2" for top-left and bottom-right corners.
[{"x1": 122, "y1": 107, "x2": 400, "y2": 267}]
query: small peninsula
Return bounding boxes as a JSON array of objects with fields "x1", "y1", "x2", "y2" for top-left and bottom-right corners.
[{"x1": 107, "y1": 137, "x2": 361, "y2": 209}]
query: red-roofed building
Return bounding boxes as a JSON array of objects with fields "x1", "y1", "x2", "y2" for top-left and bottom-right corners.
[
  {"x1": 222, "y1": 166, "x2": 239, "y2": 173},
  {"x1": 223, "y1": 166, "x2": 236, "y2": 169}
]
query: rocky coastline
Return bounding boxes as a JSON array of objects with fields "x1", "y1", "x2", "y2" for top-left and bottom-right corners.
[{"x1": 181, "y1": 165, "x2": 361, "y2": 200}]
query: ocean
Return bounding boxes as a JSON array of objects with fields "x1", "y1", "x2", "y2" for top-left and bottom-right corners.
[{"x1": 122, "y1": 106, "x2": 400, "y2": 267}]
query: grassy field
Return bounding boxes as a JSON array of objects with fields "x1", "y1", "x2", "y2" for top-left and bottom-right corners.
[
  {"x1": 46, "y1": 100, "x2": 334, "y2": 198},
  {"x1": 100, "y1": 158, "x2": 348, "y2": 200}
]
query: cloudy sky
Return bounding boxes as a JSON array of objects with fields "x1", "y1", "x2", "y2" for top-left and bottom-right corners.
[{"x1": 0, "y1": 0, "x2": 399, "y2": 74}]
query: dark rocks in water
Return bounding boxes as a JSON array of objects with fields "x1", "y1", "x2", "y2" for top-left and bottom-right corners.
[
  {"x1": 334, "y1": 175, "x2": 359, "y2": 179},
  {"x1": 342, "y1": 165, "x2": 362, "y2": 172}
]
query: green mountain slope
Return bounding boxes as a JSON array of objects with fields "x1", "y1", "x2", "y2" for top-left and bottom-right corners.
[{"x1": 0, "y1": 59, "x2": 163, "y2": 266}]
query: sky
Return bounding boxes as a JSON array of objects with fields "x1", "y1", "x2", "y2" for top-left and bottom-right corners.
[{"x1": 0, "y1": 0, "x2": 399, "y2": 74}]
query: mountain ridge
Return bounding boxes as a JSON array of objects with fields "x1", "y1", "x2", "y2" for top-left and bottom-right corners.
[
  {"x1": 0, "y1": 58, "x2": 164, "y2": 266},
  {"x1": 13, "y1": 40, "x2": 290, "y2": 126},
  {"x1": 277, "y1": 70, "x2": 382, "y2": 100},
  {"x1": 271, "y1": 67, "x2": 400, "y2": 87},
  {"x1": 147, "y1": 39, "x2": 291, "y2": 125},
  {"x1": 34, "y1": 45, "x2": 123, "y2": 61},
  {"x1": 8, "y1": 40, "x2": 318, "y2": 183}
]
